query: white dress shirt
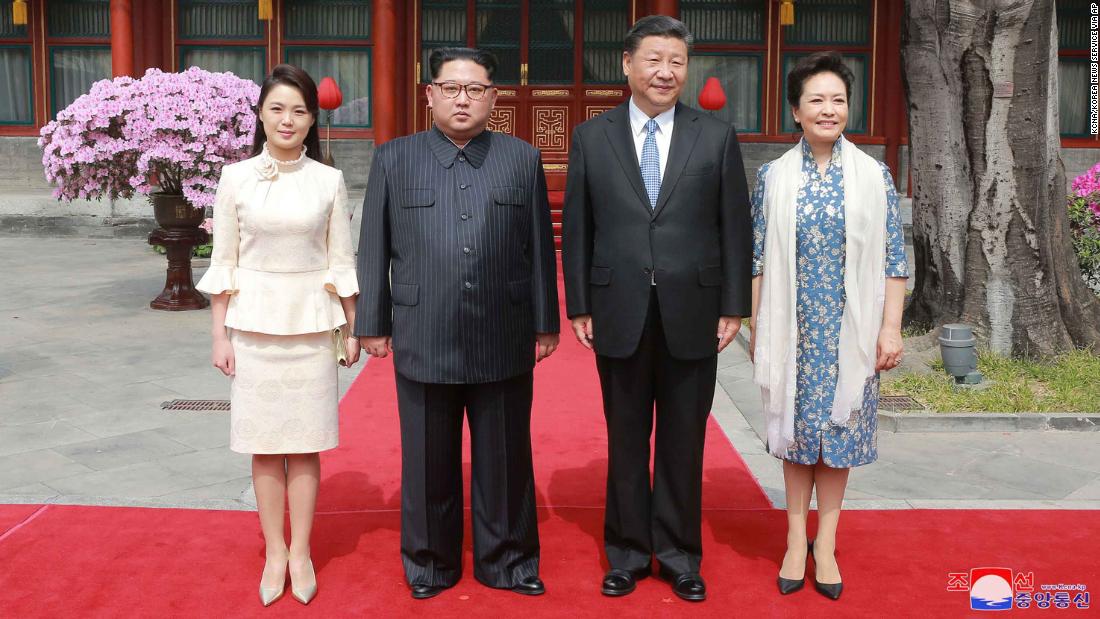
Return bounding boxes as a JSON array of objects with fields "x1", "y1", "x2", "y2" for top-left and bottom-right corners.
[{"x1": 628, "y1": 96, "x2": 676, "y2": 183}]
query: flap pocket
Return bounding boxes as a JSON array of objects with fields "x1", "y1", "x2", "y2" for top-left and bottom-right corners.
[
  {"x1": 698, "y1": 265, "x2": 723, "y2": 287},
  {"x1": 683, "y1": 164, "x2": 715, "y2": 176},
  {"x1": 507, "y1": 278, "x2": 530, "y2": 304},
  {"x1": 590, "y1": 266, "x2": 612, "y2": 286},
  {"x1": 391, "y1": 282, "x2": 419, "y2": 306},
  {"x1": 400, "y1": 189, "x2": 435, "y2": 208},
  {"x1": 492, "y1": 186, "x2": 526, "y2": 206}
]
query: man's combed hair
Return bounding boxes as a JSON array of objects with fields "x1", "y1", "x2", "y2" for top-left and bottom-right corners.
[
  {"x1": 786, "y1": 51, "x2": 855, "y2": 131},
  {"x1": 428, "y1": 47, "x2": 498, "y2": 82},
  {"x1": 624, "y1": 15, "x2": 694, "y2": 54}
]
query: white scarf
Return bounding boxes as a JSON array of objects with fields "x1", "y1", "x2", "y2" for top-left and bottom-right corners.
[{"x1": 753, "y1": 136, "x2": 887, "y2": 458}]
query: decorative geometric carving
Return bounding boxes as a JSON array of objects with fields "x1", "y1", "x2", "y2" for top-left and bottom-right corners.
[
  {"x1": 585, "y1": 89, "x2": 623, "y2": 97},
  {"x1": 532, "y1": 106, "x2": 568, "y2": 153},
  {"x1": 586, "y1": 105, "x2": 616, "y2": 120},
  {"x1": 542, "y1": 163, "x2": 568, "y2": 171},
  {"x1": 488, "y1": 106, "x2": 517, "y2": 135},
  {"x1": 423, "y1": 104, "x2": 433, "y2": 131},
  {"x1": 496, "y1": 89, "x2": 517, "y2": 97},
  {"x1": 531, "y1": 89, "x2": 570, "y2": 97}
]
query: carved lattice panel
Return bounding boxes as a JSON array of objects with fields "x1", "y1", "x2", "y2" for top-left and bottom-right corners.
[
  {"x1": 532, "y1": 106, "x2": 568, "y2": 154},
  {"x1": 488, "y1": 106, "x2": 517, "y2": 135},
  {"x1": 585, "y1": 105, "x2": 616, "y2": 120}
]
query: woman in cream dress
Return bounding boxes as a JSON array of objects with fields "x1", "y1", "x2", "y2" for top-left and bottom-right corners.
[{"x1": 197, "y1": 64, "x2": 360, "y2": 607}]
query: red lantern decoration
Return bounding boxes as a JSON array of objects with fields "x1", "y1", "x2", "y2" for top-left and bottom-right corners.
[
  {"x1": 317, "y1": 77, "x2": 343, "y2": 167},
  {"x1": 698, "y1": 77, "x2": 727, "y2": 112},
  {"x1": 318, "y1": 77, "x2": 343, "y2": 111}
]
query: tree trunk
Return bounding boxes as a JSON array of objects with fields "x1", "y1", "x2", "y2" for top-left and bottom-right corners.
[{"x1": 901, "y1": 0, "x2": 1100, "y2": 357}]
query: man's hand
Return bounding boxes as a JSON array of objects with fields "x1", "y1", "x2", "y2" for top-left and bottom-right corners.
[
  {"x1": 536, "y1": 333, "x2": 560, "y2": 362},
  {"x1": 571, "y1": 315, "x2": 594, "y2": 350},
  {"x1": 361, "y1": 336, "x2": 392, "y2": 358},
  {"x1": 717, "y1": 316, "x2": 742, "y2": 353}
]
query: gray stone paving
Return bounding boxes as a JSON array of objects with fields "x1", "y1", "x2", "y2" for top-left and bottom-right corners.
[{"x1": 1, "y1": 237, "x2": 1097, "y2": 513}]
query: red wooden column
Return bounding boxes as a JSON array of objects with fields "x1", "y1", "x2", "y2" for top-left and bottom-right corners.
[
  {"x1": 372, "y1": 0, "x2": 398, "y2": 145},
  {"x1": 651, "y1": 0, "x2": 679, "y2": 17},
  {"x1": 110, "y1": 0, "x2": 134, "y2": 77}
]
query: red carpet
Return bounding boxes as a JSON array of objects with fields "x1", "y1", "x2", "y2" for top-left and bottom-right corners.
[{"x1": 2, "y1": 280, "x2": 1097, "y2": 617}]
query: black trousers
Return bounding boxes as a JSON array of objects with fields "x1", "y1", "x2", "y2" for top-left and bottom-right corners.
[
  {"x1": 596, "y1": 290, "x2": 717, "y2": 576},
  {"x1": 394, "y1": 369, "x2": 539, "y2": 589}
]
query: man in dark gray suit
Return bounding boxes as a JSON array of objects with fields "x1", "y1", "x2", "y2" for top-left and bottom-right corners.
[
  {"x1": 562, "y1": 16, "x2": 751, "y2": 602},
  {"x1": 354, "y1": 47, "x2": 560, "y2": 600}
]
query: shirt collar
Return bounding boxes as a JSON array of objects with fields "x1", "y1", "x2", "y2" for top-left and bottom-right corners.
[
  {"x1": 628, "y1": 97, "x2": 676, "y2": 137},
  {"x1": 429, "y1": 126, "x2": 491, "y2": 168}
]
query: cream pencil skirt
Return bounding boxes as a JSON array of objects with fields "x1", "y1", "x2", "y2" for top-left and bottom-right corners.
[{"x1": 228, "y1": 329, "x2": 339, "y2": 454}]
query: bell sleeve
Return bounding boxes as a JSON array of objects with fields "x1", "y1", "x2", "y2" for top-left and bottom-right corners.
[
  {"x1": 196, "y1": 166, "x2": 240, "y2": 295},
  {"x1": 323, "y1": 170, "x2": 360, "y2": 298}
]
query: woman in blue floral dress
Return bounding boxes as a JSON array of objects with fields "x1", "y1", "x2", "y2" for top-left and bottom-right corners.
[{"x1": 749, "y1": 53, "x2": 909, "y2": 600}]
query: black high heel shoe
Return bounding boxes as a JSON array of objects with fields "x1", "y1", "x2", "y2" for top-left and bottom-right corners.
[
  {"x1": 809, "y1": 540, "x2": 843, "y2": 600},
  {"x1": 776, "y1": 544, "x2": 807, "y2": 595}
]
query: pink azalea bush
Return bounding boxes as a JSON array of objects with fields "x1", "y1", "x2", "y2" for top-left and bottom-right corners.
[
  {"x1": 39, "y1": 67, "x2": 259, "y2": 209},
  {"x1": 1069, "y1": 162, "x2": 1100, "y2": 294}
]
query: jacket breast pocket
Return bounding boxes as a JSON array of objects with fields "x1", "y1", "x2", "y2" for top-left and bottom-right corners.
[
  {"x1": 590, "y1": 266, "x2": 612, "y2": 286},
  {"x1": 399, "y1": 189, "x2": 435, "y2": 208},
  {"x1": 698, "y1": 265, "x2": 723, "y2": 287},
  {"x1": 492, "y1": 186, "x2": 526, "y2": 207},
  {"x1": 391, "y1": 283, "x2": 419, "y2": 306},
  {"x1": 683, "y1": 163, "x2": 715, "y2": 177}
]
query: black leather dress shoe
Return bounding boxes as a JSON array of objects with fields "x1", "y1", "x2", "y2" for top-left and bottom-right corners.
[
  {"x1": 410, "y1": 584, "x2": 446, "y2": 600},
  {"x1": 601, "y1": 569, "x2": 647, "y2": 596},
  {"x1": 658, "y1": 567, "x2": 706, "y2": 602},
  {"x1": 511, "y1": 576, "x2": 546, "y2": 596}
]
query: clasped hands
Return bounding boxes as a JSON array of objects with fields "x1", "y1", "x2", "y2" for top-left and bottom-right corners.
[{"x1": 571, "y1": 315, "x2": 742, "y2": 352}]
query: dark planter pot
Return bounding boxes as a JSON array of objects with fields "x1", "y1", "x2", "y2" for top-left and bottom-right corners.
[{"x1": 147, "y1": 193, "x2": 210, "y2": 311}]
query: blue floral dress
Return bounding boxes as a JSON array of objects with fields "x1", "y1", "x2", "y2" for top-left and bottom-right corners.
[{"x1": 751, "y1": 138, "x2": 909, "y2": 468}]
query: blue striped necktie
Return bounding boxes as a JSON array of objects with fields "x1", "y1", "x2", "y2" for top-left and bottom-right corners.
[{"x1": 641, "y1": 119, "x2": 660, "y2": 209}]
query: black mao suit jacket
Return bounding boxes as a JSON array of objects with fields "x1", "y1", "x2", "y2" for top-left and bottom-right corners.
[
  {"x1": 354, "y1": 127, "x2": 560, "y2": 383},
  {"x1": 562, "y1": 102, "x2": 752, "y2": 359}
]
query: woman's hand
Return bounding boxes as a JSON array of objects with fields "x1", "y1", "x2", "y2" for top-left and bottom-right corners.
[
  {"x1": 212, "y1": 336, "x2": 235, "y2": 376},
  {"x1": 876, "y1": 327, "x2": 903, "y2": 372},
  {"x1": 343, "y1": 336, "x2": 361, "y2": 367}
]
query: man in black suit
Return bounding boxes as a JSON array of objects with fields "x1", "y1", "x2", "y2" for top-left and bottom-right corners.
[
  {"x1": 562, "y1": 16, "x2": 751, "y2": 602},
  {"x1": 354, "y1": 47, "x2": 560, "y2": 600}
]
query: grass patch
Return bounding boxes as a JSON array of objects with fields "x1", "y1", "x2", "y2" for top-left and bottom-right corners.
[{"x1": 883, "y1": 348, "x2": 1100, "y2": 413}]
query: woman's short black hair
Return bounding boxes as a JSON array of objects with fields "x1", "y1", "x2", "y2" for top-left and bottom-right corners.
[
  {"x1": 624, "y1": 15, "x2": 694, "y2": 54},
  {"x1": 786, "y1": 51, "x2": 854, "y2": 132},
  {"x1": 428, "y1": 47, "x2": 498, "y2": 82},
  {"x1": 251, "y1": 64, "x2": 323, "y2": 164}
]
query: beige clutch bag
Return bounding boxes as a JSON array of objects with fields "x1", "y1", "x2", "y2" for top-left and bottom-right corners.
[{"x1": 333, "y1": 326, "x2": 348, "y2": 366}]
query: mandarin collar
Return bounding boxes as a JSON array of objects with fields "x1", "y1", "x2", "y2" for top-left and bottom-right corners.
[{"x1": 429, "y1": 126, "x2": 491, "y2": 169}]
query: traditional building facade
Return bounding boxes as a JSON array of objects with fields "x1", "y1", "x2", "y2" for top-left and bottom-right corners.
[{"x1": 0, "y1": 0, "x2": 1096, "y2": 234}]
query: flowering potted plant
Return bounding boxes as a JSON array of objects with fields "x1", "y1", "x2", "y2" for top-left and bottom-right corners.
[
  {"x1": 1069, "y1": 162, "x2": 1100, "y2": 295},
  {"x1": 39, "y1": 67, "x2": 258, "y2": 309}
]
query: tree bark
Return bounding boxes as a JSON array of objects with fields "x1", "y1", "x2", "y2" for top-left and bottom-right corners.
[{"x1": 902, "y1": 0, "x2": 1100, "y2": 356}]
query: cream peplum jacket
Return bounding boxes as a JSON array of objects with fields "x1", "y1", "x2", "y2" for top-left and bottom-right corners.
[{"x1": 196, "y1": 153, "x2": 359, "y2": 335}]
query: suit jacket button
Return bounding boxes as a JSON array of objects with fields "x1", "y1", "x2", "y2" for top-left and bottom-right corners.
[
  {"x1": 644, "y1": 267, "x2": 652, "y2": 275},
  {"x1": 464, "y1": 281, "x2": 473, "y2": 289},
  {"x1": 650, "y1": 222, "x2": 657, "y2": 230},
  {"x1": 460, "y1": 184, "x2": 468, "y2": 190},
  {"x1": 463, "y1": 247, "x2": 471, "y2": 254},
  {"x1": 461, "y1": 213, "x2": 469, "y2": 220}
]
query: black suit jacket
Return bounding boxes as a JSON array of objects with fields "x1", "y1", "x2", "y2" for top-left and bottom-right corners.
[
  {"x1": 354, "y1": 127, "x2": 560, "y2": 384},
  {"x1": 561, "y1": 102, "x2": 751, "y2": 360}
]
